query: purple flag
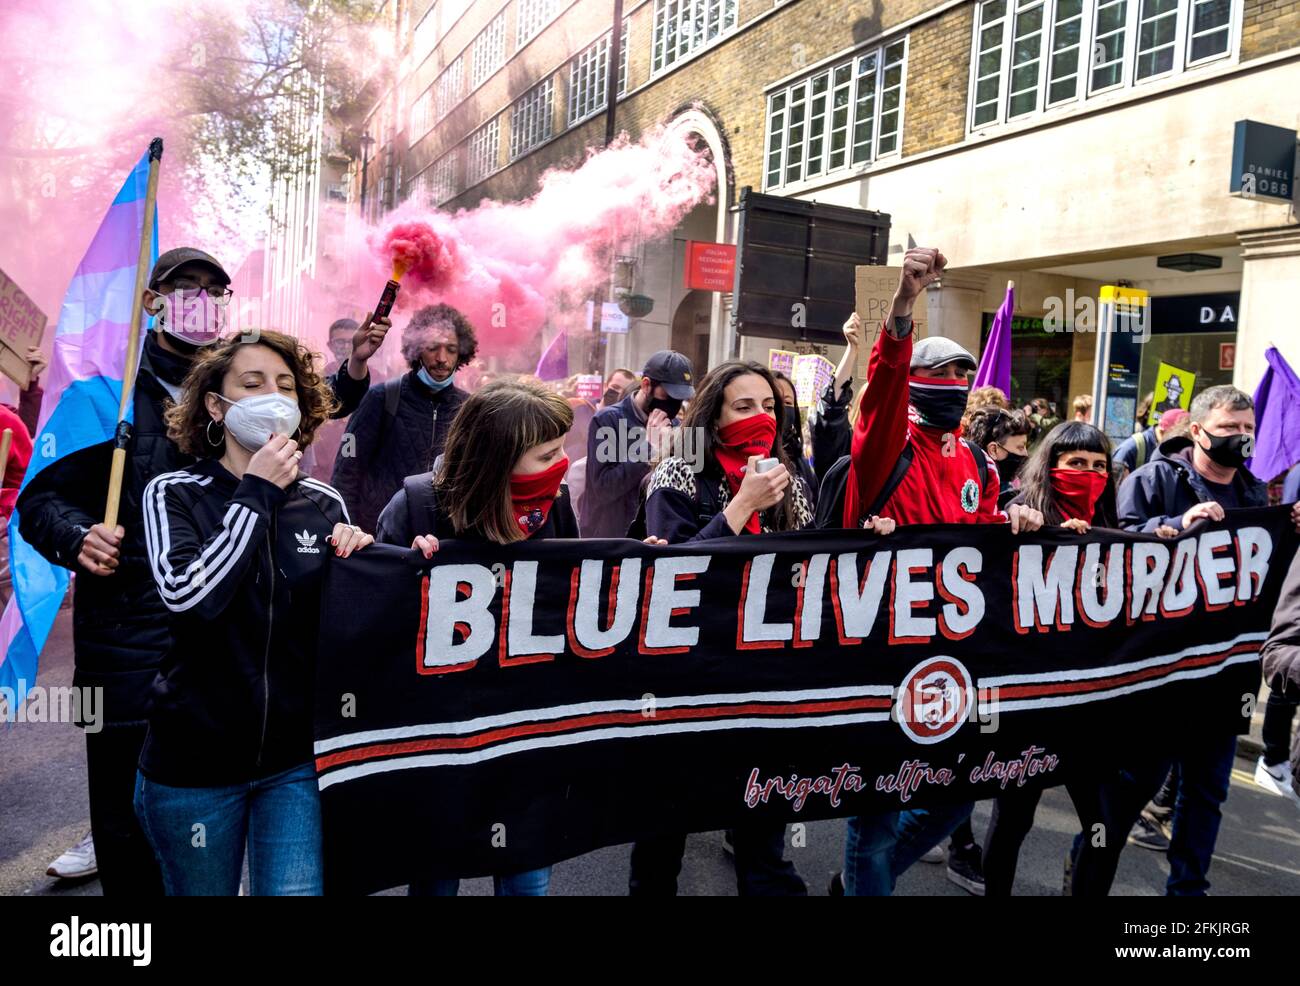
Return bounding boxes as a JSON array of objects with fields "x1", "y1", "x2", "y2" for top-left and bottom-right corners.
[
  {"x1": 1247, "y1": 346, "x2": 1300, "y2": 482},
  {"x1": 973, "y1": 282, "x2": 1014, "y2": 397},
  {"x1": 536, "y1": 330, "x2": 568, "y2": 381}
]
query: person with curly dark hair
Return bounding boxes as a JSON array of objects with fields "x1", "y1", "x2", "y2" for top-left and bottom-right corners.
[
  {"x1": 134, "y1": 330, "x2": 374, "y2": 895},
  {"x1": 331, "y1": 303, "x2": 478, "y2": 531}
]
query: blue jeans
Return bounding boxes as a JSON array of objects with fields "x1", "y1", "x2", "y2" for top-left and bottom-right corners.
[
  {"x1": 843, "y1": 802, "x2": 974, "y2": 896},
  {"x1": 409, "y1": 868, "x2": 551, "y2": 896},
  {"x1": 1167, "y1": 733, "x2": 1238, "y2": 896},
  {"x1": 134, "y1": 762, "x2": 322, "y2": 896}
]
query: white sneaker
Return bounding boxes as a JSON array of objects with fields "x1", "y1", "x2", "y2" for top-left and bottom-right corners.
[
  {"x1": 920, "y1": 844, "x2": 945, "y2": 864},
  {"x1": 1255, "y1": 757, "x2": 1294, "y2": 798},
  {"x1": 46, "y1": 831, "x2": 96, "y2": 879}
]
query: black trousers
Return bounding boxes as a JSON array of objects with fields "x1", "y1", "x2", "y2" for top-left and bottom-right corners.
[
  {"x1": 86, "y1": 723, "x2": 164, "y2": 896},
  {"x1": 1262, "y1": 688, "x2": 1300, "y2": 767},
  {"x1": 981, "y1": 780, "x2": 1097, "y2": 896},
  {"x1": 628, "y1": 824, "x2": 807, "y2": 896}
]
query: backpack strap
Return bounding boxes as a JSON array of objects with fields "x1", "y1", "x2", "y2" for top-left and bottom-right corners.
[
  {"x1": 402, "y1": 471, "x2": 439, "y2": 541},
  {"x1": 1133, "y1": 431, "x2": 1149, "y2": 469},
  {"x1": 960, "y1": 438, "x2": 990, "y2": 500},
  {"x1": 866, "y1": 443, "x2": 916, "y2": 518},
  {"x1": 383, "y1": 376, "x2": 403, "y2": 419}
]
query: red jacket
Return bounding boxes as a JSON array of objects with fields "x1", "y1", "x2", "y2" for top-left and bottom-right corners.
[
  {"x1": 846, "y1": 323, "x2": 1002, "y2": 526},
  {"x1": 0, "y1": 403, "x2": 33, "y2": 520}
]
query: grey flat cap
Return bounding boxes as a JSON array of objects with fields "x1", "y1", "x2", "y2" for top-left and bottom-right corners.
[{"x1": 911, "y1": 336, "x2": 977, "y2": 372}]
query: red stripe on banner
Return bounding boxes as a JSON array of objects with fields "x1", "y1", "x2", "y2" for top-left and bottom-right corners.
[
  {"x1": 315, "y1": 696, "x2": 891, "y2": 772},
  {"x1": 982, "y1": 642, "x2": 1259, "y2": 702}
]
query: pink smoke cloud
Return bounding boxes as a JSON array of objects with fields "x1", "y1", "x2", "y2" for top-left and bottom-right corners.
[{"x1": 358, "y1": 127, "x2": 717, "y2": 366}]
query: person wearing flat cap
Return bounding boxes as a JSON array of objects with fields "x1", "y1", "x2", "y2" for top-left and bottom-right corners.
[
  {"x1": 17, "y1": 246, "x2": 387, "y2": 896},
  {"x1": 813, "y1": 247, "x2": 1044, "y2": 898}
]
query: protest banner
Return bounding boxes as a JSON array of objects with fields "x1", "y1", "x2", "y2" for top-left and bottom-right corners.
[{"x1": 315, "y1": 509, "x2": 1294, "y2": 894}]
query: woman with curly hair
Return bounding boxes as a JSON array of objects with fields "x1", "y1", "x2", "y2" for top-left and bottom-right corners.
[{"x1": 135, "y1": 330, "x2": 374, "y2": 895}]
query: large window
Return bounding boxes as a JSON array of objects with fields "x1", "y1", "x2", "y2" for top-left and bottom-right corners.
[
  {"x1": 969, "y1": 0, "x2": 1236, "y2": 129},
  {"x1": 517, "y1": 0, "x2": 561, "y2": 47},
  {"x1": 468, "y1": 119, "x2": 500, "y2": 185},
  {"x1": 764, "y1": 39, "x2": 907, "y2": 190},
  {"x1": 511, "y1": 78, "x2": 554, "y2": 159},
  {"x1": 435, "y1": 57, "x2": 464, "y2": 121},
  {"x1": 652, "y1": 0, "x2": 738, "y2": 74},
  {"x1": 471, "y1": 10, "x2": 507, "y2": 89},
  {"x1": 568, "y1": 24, "x2": 630, "y2": 124},
  {"x1": 410, "y1": 88, "x2": 433, "y2": 141}
]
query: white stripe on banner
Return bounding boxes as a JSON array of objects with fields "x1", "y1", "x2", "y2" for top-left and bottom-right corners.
[
  {"x1": 981, "y1": 650, "x2": 1261, "y2": 714},
  {"x1": 316, "y1": 711, "x2": 889, "y2": 789},
  {"x1": 979, "y1": 632, "x2": 1267, "y2": 688},
  {"x1": 315, "y1": 685, "x2": 895, "y2": 754}
]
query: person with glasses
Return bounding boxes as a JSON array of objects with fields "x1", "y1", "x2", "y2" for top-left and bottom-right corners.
[{"x1": 18, "y1": 246, "x2": 385, "y2": 897}]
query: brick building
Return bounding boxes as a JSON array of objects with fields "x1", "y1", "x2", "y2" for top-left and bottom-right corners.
[{"x1": 359, "y1": 0, "x2": 1299, "y2": 458}]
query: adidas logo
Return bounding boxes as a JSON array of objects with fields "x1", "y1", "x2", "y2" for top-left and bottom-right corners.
[{"x1": 295, "y1": 529, "x2": 320, "y2": 554}]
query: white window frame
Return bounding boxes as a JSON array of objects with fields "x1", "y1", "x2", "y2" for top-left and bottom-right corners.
[
  {"x1": 468, "y1": 119, "x2": 501, "y2": 186},
  {"x1": 651, "y1": 0, "x2": 739, "y2": 75},
  {"x1": 471, "y1": 10, "x2": 507, "y2": 89},
  {"x1": 410, "y1": 87, "x2": 434, "y2": 142},
  {"x1": 435, "y1": 57, "x2": 464, "y2": 122},
  {"x1": 966, "y1": 0, "x2": 1239, "y2": 132},
  {"x1": 568, "y1": 23, "x2": 631, "y2": 125},
  {"x1": 762, "y1": 38, "x2": 908, "y2": 192},
  {"x1": 510, "y1": 78, "x2": 555, "y2": 160},
  {"x1": 517, "y1": 0, "x2": 561, "y2": 48}
]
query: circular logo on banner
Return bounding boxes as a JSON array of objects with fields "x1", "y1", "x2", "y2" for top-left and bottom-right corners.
[
  {"x1": 896, "y1": 657, "x2": 974, "y2": 744},
  {"x1": 960, "y1": 479, "x2": 980, "y2": 514}
]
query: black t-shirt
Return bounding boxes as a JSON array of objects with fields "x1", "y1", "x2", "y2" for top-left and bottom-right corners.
[{"x1": 1201, "y1": 477, "x2": 1240, "y2": 511}]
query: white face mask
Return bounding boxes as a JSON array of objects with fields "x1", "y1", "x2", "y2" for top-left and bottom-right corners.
[{"x1": 214, "y1": 393, "x2": 302, "y2": 452}]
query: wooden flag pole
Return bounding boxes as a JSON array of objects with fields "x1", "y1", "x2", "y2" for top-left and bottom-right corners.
[
  {"x1": 0, "y1": 428, "x2": 12, "y2": 493},
  {"x1": 103, "y1": 137, "x2": 163, "y2": 531}
]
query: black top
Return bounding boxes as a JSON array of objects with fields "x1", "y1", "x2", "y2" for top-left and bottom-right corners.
[
  {"x1": 641, "y1": 457, "x2": 814, "y2": 545},
  {"x1": 331, "y1": 371, "x2": 468, "y2": 533},
  {"x1": 376, "y1": 471, "x2": 580, "y2": 547},
  {"x1": 138, "y1": 458, "x2": 350, "y2": 786}
]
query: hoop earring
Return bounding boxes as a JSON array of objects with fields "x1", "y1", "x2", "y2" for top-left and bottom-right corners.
[{"x1": 205, "y1": 418, "x2": 225, "y2": 447}]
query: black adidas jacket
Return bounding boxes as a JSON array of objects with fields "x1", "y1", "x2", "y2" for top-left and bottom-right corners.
[{"x1": 138, "y1": 458, "x2": 350, "y2": 787}]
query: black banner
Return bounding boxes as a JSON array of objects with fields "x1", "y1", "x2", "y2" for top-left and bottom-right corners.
[{"x1": 315, "y1": 508, "x2": 1296, "y2": 895}]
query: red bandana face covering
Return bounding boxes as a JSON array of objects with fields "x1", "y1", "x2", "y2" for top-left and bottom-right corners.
[
  {"x1": 715, "y1": 413, "x2": 778, "y2": 534},
  {"x1": 1050, "y1": 467, "x2": 1108, "y2": 522},
  {"x1": 510, "y1": 456, "x2": 569, "y2": 536}
]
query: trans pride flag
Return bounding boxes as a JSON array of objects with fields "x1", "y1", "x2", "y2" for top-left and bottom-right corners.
[{"x1": 0, "y1": 150, "x2": 157, "y2": 699}]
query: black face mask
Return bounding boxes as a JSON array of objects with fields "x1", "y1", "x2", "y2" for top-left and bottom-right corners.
[
  {"x1": 1200, "y1": 429, "x2": 1253, "y2": 469},
  {"x1": 647, "y1": 395, "x2": 683, "y2": 420},
  {"x1": 908, "y1": 379, "x2": 968, "y2": 431},
  {"x1": 602, "y1": 387, "x2": 622, "y2": 407},
  {"x1": 995, "y1": 450, "x2": 1027, "y2": 487}
]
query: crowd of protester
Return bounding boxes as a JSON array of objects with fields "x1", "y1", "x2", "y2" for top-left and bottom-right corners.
[{"x1": 21, "y1": 244, "x2": 1300, "y2": 896}]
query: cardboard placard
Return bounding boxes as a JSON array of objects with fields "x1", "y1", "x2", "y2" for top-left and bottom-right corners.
[
  {"x1": 0, "y1": 264, "x2": 47, "y2": 388},
  {"x1": 853, "y1": 266, "x2": 928, "y2": 383}
]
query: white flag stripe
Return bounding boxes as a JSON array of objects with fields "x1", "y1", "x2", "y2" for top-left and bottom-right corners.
[
  {"x1": 978, "y1": 632, "x2": 1266, "y2": 688},
  {"x1": 317, "y1": 711, "x2": 890, "y2": 788},
  {"x1": 314, "y1": 684, "x2": 894, "y2": 754},
  {"x1": 980, "y1": 650, "x2": 1260, "y2": 714}
]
